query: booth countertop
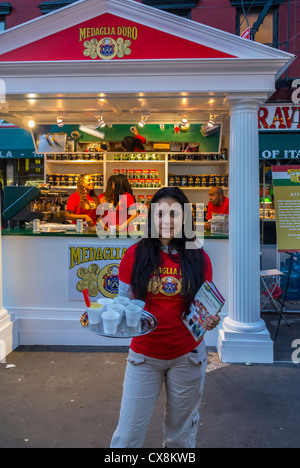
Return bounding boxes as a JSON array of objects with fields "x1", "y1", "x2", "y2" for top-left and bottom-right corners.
[{"x1": 1, "y1": 227, "x2": 229, "y2": 239}]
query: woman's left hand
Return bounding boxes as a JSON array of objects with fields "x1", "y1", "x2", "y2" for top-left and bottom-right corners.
[
  {"x1": 203, "y1": 313, "x2": 221, "y2": 331},
  {"x1": 116, "y1": 223, "x2": 127, "y2": 232}
]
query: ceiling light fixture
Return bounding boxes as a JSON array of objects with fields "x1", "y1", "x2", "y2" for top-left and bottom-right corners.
[
  {"x1": 138, "y1": 113, "x2": 150, "y2": 128},
  {"x1": 207, "y1": 115, "x2": 215, "y2": 128},
  {"x1": 96, "y1": 115, "x2": 106, "y2": 128},
  {"x1": 181, "y1": 115, "x2": 188, "y2": 125},
  {"x1": 79, "y1": 125, "x2": 105, "y2": 139},
  {"x1": 57, "y1": 116, "x2": 64, "y2": 127},
  {"x1": 28, "y1": 119, "x2": 35, "y2": 128}
]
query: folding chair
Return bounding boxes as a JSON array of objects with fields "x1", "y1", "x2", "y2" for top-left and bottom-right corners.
[{"x1": 260, "y1": 268, "x2": 289, "y2": 340}]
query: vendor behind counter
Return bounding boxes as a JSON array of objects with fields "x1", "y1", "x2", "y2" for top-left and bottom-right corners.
[
  {"x1": 97, "y1": 174, "x2": 137, "y2": 232},
  {"x1": 66, "y1": 174, "x2": 100, "y2": 226},
  {"x1": 205, "y1": 186, "x2": 229, "y2": 231},
  {"x1": 121, "y1": 126, "x2": 146, "y2": 152}
]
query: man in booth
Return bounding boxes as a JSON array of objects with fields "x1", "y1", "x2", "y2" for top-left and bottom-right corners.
[{"x1": 204, "y1": 186, "x2": 229, "y2": 231}]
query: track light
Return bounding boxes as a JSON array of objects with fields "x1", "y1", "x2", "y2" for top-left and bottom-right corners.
[
  {"x1": 180, "y1": 115, "x2": 190, "y2": 131},
  {"x1": 96, "y1": 115, "x2": 106, "y2": 128},
  {"x1": 138, "y1": 113, "x2": 150, "y2": 128},
  {"x1": 181, "y1": 115, "x2": 188, "y2": 125},
  {"x1": 139, "y1": 117, "x2": 146, "y2": 128},
  {"x1": 57, "y1": 116, "x2": 64, "y2": 127},
  {"x1": 207, "y1": 115, "x2": 215, "y2": 128}
]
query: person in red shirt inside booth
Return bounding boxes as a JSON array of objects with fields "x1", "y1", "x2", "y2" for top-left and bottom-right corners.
[
  {"x1": 110, "y1": 186, "x2": 220, "y2": 448},
  {"x1": 66, "y1": 174, "x2": 100, "y2": 226},
  {"x1": 204, "y1": 186, "x2": 229, "y2": 231},
  {"x1": 121, "y1": 126, "x2": 146, "y2": 152},
  {"x1": 97, "y1": 174, "x2": 137, "y2": 232}
]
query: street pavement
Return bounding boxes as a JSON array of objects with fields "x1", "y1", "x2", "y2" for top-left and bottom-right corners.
[
  {"x1": 0, "y1": 245, "x2": 299, "y2": 449},
  {"x1": 0, "y1": 312, "x2": 299, "y2": 449}
]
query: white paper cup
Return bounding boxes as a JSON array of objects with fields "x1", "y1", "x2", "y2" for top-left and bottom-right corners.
[
  {"x1": 125, "y1": 304, "x2": 143, "y2": 327},
  {"x1": 113, "y1": 296, "x2": 131, "y2": 306},
  {"x1": 97, "y1": 297, "x2": 113, "y2": 316},
  {"x1": 102, "y1": 311, "x2": 120, "y2": 334},
  {"x1": 130, "y1": 299, "x2": 145, "y2": 309},
  {"x1": 87, "y1": 303, "x2": 103, "y2": 325},
  {"x1": 107, "y1": 303, "x2": 125, "y2": 324}
]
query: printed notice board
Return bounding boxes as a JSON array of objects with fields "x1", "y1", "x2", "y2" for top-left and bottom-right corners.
[{"x1": 272, "y1": 166, "x2": 300, "y2": 252}]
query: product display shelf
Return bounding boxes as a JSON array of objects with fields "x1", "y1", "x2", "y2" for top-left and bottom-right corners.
[
  {"x1": 168, "y1": 160, "x2": 228, "y2": 166},
  {"x1": 48, "y1": 186, "x2": 104, "y2": 190},
  {"x1": 43, "y1": 151, "x2": 228, "y2": 194}
]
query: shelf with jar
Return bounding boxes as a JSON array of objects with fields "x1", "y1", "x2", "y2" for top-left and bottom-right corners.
[
  {"x1": 45, "y1": 151, "x2": 104, "y2": 191},
  {"x1": 168, "y1": 149, "x2": 228, "y2": 163},
  {"x1": 168, "y1": 173, "x2": 228, "y2": 190},
  {"x1": 45, "y1": 173, "x2": 103, "y2": 190},
  {"x1": 168, "y1": 150, "x2": 228, "y2": 191},
  {"x1": 45, "y1": 152, "x2": 104, "y2": 162},
  {"x1": 43, "y1": 149, "x2": 228, "y2": 194},
  {"x1": 106, "y1": 152, "x2": 165, "y2": 162}
]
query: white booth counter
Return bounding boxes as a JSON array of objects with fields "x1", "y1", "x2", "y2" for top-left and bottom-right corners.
[{"x1": 2, "y1": 229, "x2": 228, "y2": 349}]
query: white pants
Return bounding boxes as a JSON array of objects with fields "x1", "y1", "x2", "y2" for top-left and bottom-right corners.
[{"x1": 110, "y1": 340, "x2": 207, "y2": 448}]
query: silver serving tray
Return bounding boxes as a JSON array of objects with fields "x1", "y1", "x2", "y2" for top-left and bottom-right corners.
[{"x1": 80, "y1": 310, "x2": 157, "y2": 338}]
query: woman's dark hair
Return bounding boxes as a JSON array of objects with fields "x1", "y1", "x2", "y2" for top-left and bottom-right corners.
[
  {"x1": 113, "y1": 174, "x2": 135, "y2": 207},
  {"x1": 130, "y1": 186, "x2": 207, "y2": 311},
  {"x1": 103, "y1": 174, "x2": 117, "y2": 203},
  {"x1": 121, "y1": 136, "x2": 145, "y2": 152}
]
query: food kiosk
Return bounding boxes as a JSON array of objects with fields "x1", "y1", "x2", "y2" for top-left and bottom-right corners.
[{"x1": 0, "y1": 0, "x2": 294, "y2": 362}]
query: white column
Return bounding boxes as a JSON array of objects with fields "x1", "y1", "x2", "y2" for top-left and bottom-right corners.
[
  {"x1": 218, "y1": 95, "x2": 273, "y2": 363},
  {"x1": 0, "y1": 209, "x2": 13, "y2": 361}
]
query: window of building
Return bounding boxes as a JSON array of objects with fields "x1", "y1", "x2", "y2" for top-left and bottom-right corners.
[
  {"x1": 232, "y1": 0, "x2": 285, "y2": 47},
  {"x1": 142, "y1": 1, "x2": 197, "y2": 18},
  {"x1": 38, "y1": 1, "x2": 77, "y2": 14},
  {"x1": 16, "y1": 158, "x2": 44, "y2": 185},
  {"x1": 0, "y1": 2, "x2": 11, "y2": 31},
  {"x1": 230, "y1": 0, "x2": 284, "y2": 5},
  {"x1": 237, "y1": 8, "x2": 278, "y2": 46}
]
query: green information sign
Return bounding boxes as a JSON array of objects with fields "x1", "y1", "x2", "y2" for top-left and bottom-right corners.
[{"x1": 260, "y1": 133, "x2": 300, "y2": 160}]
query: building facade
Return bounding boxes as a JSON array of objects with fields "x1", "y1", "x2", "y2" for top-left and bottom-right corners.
[{"x1": 2, "y1": 0, "x2": 299, "y2": 87}]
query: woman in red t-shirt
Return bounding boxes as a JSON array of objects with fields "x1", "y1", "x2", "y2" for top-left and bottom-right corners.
[
  {"x1": 66, "y1": 174, "x2": 100, "y2": 226},
  {"x1": 97, "y1": 174, "x2": 137, "y2": 232},
  {"x1": 111, "y1": 187, "x2": 220, "y2": 449}
]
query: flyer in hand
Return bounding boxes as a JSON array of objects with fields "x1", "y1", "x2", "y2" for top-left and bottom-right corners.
[{"x1": 182, "y1": 281, "x2": 225, "y2": 342}]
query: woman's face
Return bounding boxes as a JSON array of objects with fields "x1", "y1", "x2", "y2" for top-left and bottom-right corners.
[
  {"x1": 152, "y1": 197, "x2": 183, "y2": 244},
  {"x1": 82, "y1": 175, "x2": 94, "y2": 192}
]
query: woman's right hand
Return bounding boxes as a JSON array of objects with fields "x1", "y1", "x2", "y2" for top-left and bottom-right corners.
[{"x1": 84, "y1": 215, "x2": 94, "y2": 226}]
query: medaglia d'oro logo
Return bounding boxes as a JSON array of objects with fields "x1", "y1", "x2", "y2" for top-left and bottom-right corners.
[
  {"x1": 83, "y1": 37, "x2": 132, "y2": 60},
  {"x1": 79, "y1": 25, "x2": 138, "y2": 60}
]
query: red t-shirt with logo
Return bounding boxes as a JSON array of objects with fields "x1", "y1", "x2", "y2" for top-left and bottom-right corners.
[
  {"x1": 207, "y1": 196, "x2": 229, "y2": 221},
  {"x1": 98, "y1": 192, "x2": 135, "y2": 231},
  {"x1": 118, "y1": 243, "x2": 213, "y2": 359},
  {"x1": 66, "y1": 192, "x2": 98, "y2": 225}
]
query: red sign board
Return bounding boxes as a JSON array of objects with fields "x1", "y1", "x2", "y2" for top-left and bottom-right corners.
[{"x1": 0, "y1": 13, "x2": 236, "y2": 62}]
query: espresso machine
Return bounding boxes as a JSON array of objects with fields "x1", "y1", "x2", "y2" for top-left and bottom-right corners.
[{"x1": 3, "y1": 185, "x2": 69, "y2": 228}]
